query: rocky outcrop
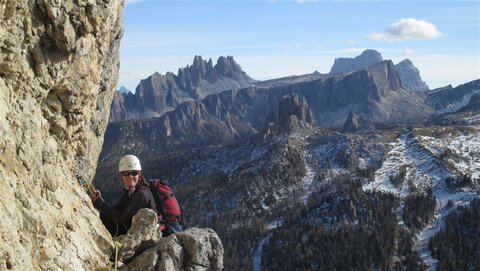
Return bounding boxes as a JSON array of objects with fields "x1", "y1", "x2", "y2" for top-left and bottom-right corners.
[
  {"x1": 0, "y1": 0, "x2": 124, "y2": 270},
  {"x1": 114, "y1": 209, "x2": 223, "y2": 271},
  {"x1": 329, "y1": 49, "x2": 383, "y2": 74},
  {"x1": 342, "y1": 112, "x2": 375, "y2": 133},
  {"x1": 428, "y1": 91, "x2": 480, "y2": 126},
  {"x1": 278, "y1": 94, "x2": 314, "y2": 133},
  {"x1": 395, "y1": 59, "x2": 429, "y2": 91},
  {"x1": 262, "y1": 94, "x2": 314, "y2": 139},
  {"x1": 458, "y1": 92, "x2": 480, "y2": 112},
  {"x1": 342, "y1": 112, "x2": 361, "y2": 133},
  {"x1": 109, "y1": 55, "x2": 256, "y2": 122},
  {"x1": 425, "y1": 79, "x2": 480, "y2": 113}
]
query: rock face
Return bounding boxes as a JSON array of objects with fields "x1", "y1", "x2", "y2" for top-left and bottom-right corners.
[
  {"x1": 100, "y1": 60, "x2": 436, "y2": 161},
  {"x1": 109, "y1": 55, "x2": 256, "y2": 122},
  {"x1": 395, "y1": 59, "x2": 429, "y2": 91},
  {"x1": 115, "y1": 209, "x2": 224, "y2": 271},
  {"x1": 118, "y1": 86, "x2": 131, "y2": 94},
  {"x1": 342, "y1": 112, "x2": 361, "y2": 133},
  {"x1": 262, "y1": 94, "x2": 314, "y2": 139},
  {"x1": 0, "y1": 1, "x2": 124, "y2": 270},
  {"x1": 329, "y1": 49, "x2": 383, "y2": 74},
  {"x1": 341, "y1": 112, "x2": 375, "y2": 133},
  {"x1": 458, "y1": 92, "x2": 480, "y2": 112},
  {"x1": 329, "y1": 50, "x2": 429, "y2": 93},
  {"x1": 278, "y1": 94, "x2": 314, "y2": 133},
  {"x1": 425, "y1": 79, "x2": 480, "y2": 113}
]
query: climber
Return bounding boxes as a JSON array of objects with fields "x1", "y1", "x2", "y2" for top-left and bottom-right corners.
[{"x1": 89, "y1": 154, "x2": 157, "y2": 237}]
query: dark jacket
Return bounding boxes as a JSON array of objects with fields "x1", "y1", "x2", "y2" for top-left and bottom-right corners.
[{"x1": 93, "y1": 182, "x2": 156, "y2": 229}]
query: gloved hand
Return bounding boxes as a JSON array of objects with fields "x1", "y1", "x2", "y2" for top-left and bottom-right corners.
[{"x1": 89, "y1": 189, "x2": 102, "y2": 202}]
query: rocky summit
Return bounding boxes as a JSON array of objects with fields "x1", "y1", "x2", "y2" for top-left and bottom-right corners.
[
  {"x1": 329, "y1": 49, "x2": 383, "y2": 74},
  {"x1": 329, "y1": 49, "x2": 430, "y2": 92},
  {"x1": 109, "y1": 55, "x2": 256, "y2": 122},
  {"x1": 395, "y1": 59, "x2": 429, "y2": 91},
  {"x1": 0, "y1": 1, "x2": 223, "y2": 271}
]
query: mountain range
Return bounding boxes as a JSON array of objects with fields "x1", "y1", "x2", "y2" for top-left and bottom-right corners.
[
  {"x1": 102, "y1": 51, "x2": 478, "y2": 160},
  {"x1": 110, "y1": 50, "x2": 431, "y2": 123},
  {"x1": 110, "y1": 55, "x2": 255, "y2": 122},
  {"x1": 96, "y1": 49, "x2": 480, "y2": 270}
]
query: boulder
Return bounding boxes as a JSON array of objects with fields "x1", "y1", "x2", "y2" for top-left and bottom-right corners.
[{"x1": 115, "y1": 209, "x2": 224, "y2": 271}]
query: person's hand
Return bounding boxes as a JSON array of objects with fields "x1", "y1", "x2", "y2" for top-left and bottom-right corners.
[{"x1": 89, "y1": 189, "x2": 101, "y2": 202}]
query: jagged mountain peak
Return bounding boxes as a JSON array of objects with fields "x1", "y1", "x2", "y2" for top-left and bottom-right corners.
[
  {"x1": 261, "y1": 94, "x2": 314, "y2": 140},
  {"x1": 118, "y1": 86, "x2": 131, "y2": 94},
  {"x1": 360, "y1": 49, "x2": 383, "y2": 59},
  {"x1": 215, "y1": 55, "x2": 244, "y2": 77},
  {"x1": 329, "y1": 50, "x2": 429, "y2": 93},
  {"x1": 180, "y1": 55, "x2": 245, "y2": 78},
  {"x1": 398, "y1": 58, "x2": 414, "y2": 66},
  {"x1": 395, "y1": 59, "x2": 429, "y2": 91},
  {"x1": 110, "y1": 55, "x2": 256, "y2": 122},
  {"x1": 329, "y1": 49, "x2": 383, "y2": 74}
]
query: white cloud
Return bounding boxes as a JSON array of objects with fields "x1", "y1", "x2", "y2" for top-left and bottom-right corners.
[
  {"x1": 368, "y1": 18, "x2": 443, "y2": 43},
  {"x1": 402, "y1": 49, "x2": 414, "y2": 57},
  {"x1": 347, "y1": 39, "x2": 355, "y2": 45}
]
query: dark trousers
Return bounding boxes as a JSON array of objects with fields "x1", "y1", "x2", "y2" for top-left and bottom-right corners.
[{"x1": 100, "y1": 213, "x2": 128, "y2": 237}]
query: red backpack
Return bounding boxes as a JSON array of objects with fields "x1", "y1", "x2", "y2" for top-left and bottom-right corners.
[{"x1": 145, "y1": 179, "x2": 182, "y2": 230}]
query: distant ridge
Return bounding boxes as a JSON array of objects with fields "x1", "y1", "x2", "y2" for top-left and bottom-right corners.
[
  {"x1": 329, "y1": 49, "x2": 383, "y2": 74},
  {"x1": 109, "y1": 55, "x2": 256, "y2": 122},
  {"x1": 329, "y1": 49, "x2": 429, "y2": 92},
  {"x1": 118, "y1": 86, "x2": 131, "y2": 94},
  {"x1": 395, "y1": 59, "x2": 429, "y2": 91}
]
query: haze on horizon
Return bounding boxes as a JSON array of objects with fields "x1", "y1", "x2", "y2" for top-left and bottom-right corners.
[{"x1": 118, "y1": 0, "x2": 480, "y2": 92}]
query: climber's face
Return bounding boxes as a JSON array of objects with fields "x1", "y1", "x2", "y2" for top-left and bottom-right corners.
[{"x1": 121, "y1": 170, "x2": 140, "y2": 189}]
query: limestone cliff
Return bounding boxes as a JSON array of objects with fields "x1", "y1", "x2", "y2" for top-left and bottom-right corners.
[{"x1": 0, "y1": 0, "x2": 123, "y2": 270}]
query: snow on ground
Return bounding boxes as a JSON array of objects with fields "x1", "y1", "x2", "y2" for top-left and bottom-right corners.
[
  {"x1": 265, "y1": 220, "x2": 282, "y2": 230},
  {"x1": 395, "y1": 200, "x2": 408, "y2": 231},
  {"x1": 447, "y1": 132, "x2": 480, "y2": 179},
  {"x1": 311, "y1": 139, "x2": 349, "y2": 172},
  {"x1": 416, "y1": 191, "x2": 477, "y2": 270},
  {"x1": 363, "y1": 133, "x2": 409, "y2": 195},
  {"x1": 363, "y1": 131, "x2": 452, "y2": 196},
  {"x1": 252, "y1": 233, "x2": 273, "y2": 271},
  {"x1": 437, "y1": 89, "x2": 480, "y2": 114},
  {"x1": 299, "y1": 151, "x2": 316, "y2": 205},
  {"x1": 363, "y1": 129, "x2": 480, "y2": 270},
  {"x1": 252, "y1": 220, "x2": 281, "y2": 271}
]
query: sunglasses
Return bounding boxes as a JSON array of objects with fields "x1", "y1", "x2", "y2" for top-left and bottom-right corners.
[{"x1": 121, "y1": 171, "x2": 140, "y2": 177}]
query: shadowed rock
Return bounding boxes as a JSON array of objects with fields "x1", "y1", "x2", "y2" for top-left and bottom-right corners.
[
  {"x1": 395, "y1": 59, "x2": 429, "y2": 91},
  {"x1": 110, "y1": 55, "x2": 256, "y2": 122},
  {"x1": 115, "y1": 209, "x2": 224, "y2": 271},
  {"x1": 329, "y1": 49, "x2": 383, "y2": 74}
]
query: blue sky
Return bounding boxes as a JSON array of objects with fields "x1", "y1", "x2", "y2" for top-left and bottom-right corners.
[{"x1": 119, "y1": 0, "x2": 480, "y2": 92}]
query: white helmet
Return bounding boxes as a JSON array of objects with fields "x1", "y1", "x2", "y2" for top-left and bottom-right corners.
[{"x1": 118, "y1": 154, "x2": 141, "y2": 172}]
